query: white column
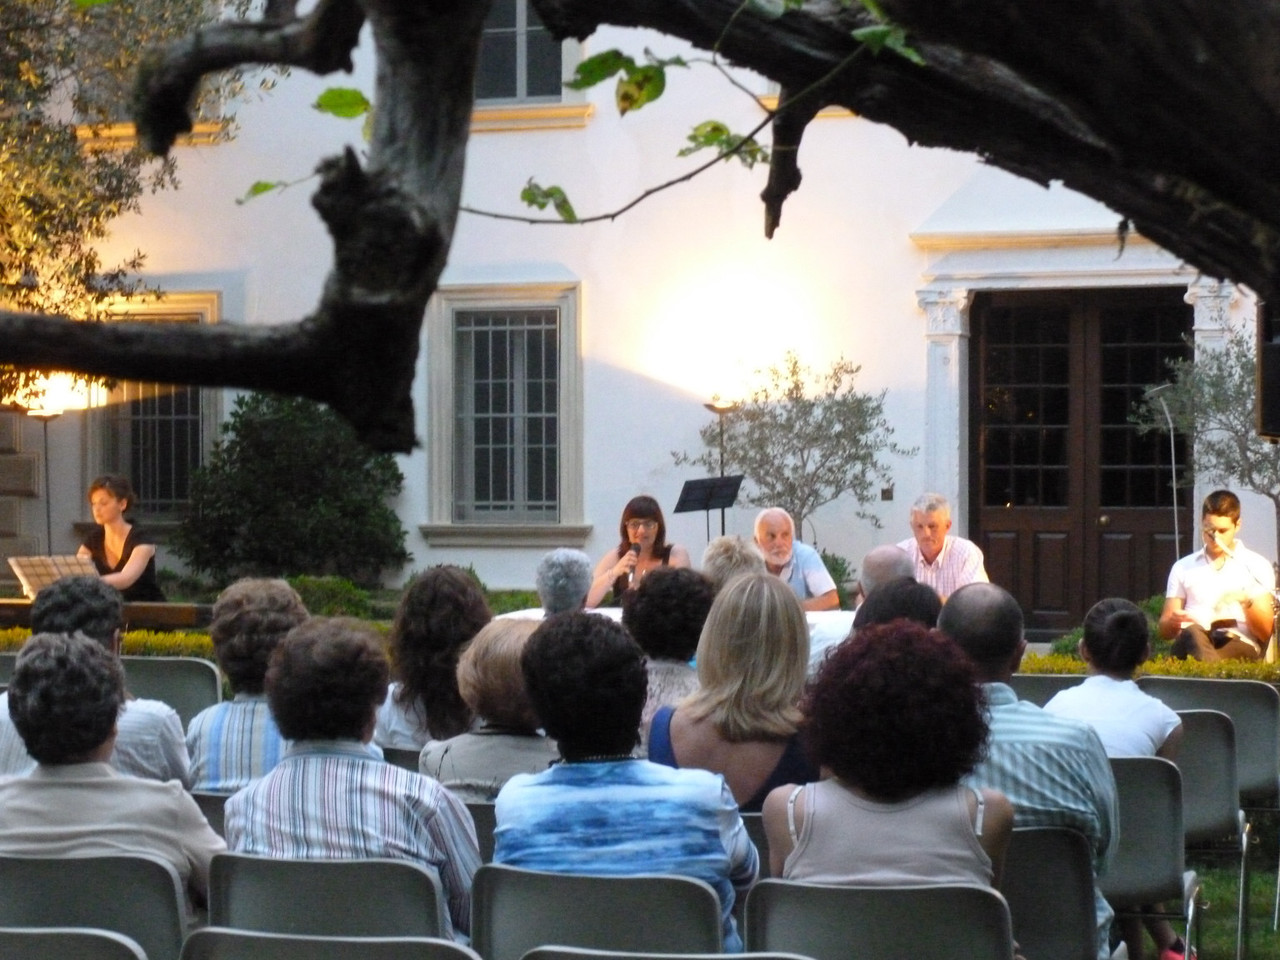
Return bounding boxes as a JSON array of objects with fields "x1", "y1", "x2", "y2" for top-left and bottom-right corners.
[
  {"x1": 1184, "y1": 277, "x2": 1237, "y2": 355},
  {"x1": 918, "y1": 287, "x2": 974, "y2": 532}
]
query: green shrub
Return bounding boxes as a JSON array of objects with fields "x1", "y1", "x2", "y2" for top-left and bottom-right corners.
[
  {"x1": 486, "y1": 589, "x2": 541, "y2": 615},
  {"x1": 172, "y1": 393, "x2": 410, "y2": 587},
  {"x1": 1048, "y1": 594, "x2": 1174, "y2": 658},
  {"x1": 288, "y1": 575, "x2": 373, "y2": 617},
  {"x1": 820, "y1": 549, "x2": 854, "y2": 610}
]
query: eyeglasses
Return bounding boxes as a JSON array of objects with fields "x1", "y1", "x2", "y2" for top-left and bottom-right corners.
[{"x1": 625, "y1": 519, "x2": 658, "y2": 532}]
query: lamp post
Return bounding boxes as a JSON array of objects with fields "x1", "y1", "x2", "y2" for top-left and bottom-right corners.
[{"x1": 703, "y1": 397, "x2": 740, "y2": 535}]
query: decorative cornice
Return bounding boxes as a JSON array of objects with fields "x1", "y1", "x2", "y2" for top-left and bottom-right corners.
[{"x1": 76, "y1": 121, "x2": 226, "y2": 150}]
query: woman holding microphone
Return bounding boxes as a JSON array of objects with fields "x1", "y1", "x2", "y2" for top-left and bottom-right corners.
[{"x1": 586, "y1": 495, "x2": 690, "y2": 607}]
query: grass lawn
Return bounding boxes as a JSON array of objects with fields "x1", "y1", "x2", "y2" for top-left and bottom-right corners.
[{"x1": 1194, "y1": 856, "x2": 1279, "y2": 959}]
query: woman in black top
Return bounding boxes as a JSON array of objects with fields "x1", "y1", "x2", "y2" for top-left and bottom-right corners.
[{"x1": 77, "y1": 474, "x2": 164, "y2": 602}]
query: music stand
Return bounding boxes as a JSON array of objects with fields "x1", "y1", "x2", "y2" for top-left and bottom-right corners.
[
  {"x1": 674, "y1": 475, "x2": 744, "y2": 539},
  {"x1": 8, "y1": 555, "x2": 100, "y2": 600}
]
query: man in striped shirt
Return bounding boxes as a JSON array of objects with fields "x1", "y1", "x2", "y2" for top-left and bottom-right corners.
[
  {"x1": 897, "y1": 493, "x2": 989, "y2": 601},
  {"x1": 225, "y1": 617, "x2": 480, "y2": 941},
  {"x1": 940, "y1": 583, "x2": 1118, "y2": 960}
]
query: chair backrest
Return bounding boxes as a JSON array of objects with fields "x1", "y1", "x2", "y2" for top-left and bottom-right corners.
[
  {"x1": 181, "y1": 928, "x2": 483, "y2": 960},
  {"x1": 209, "y1": 853, "x2": 447, "y2": 937},
  {"x1": 383, "y1": 747, "x2": 422, "y2": 772},
  {"x1": 471, "y1": 864, "x2": 723, "y2": 960},
  {"x1": 0, "y1": 853, "x2": 187, "y2": 960},
  {"x1": 466, "y1": 802, "x2": 497, "y2": 864},
  {"x1": 740, "y1": 813, "x2": 771, "y2": 878},
  {"x1": 1009, "y1": 673, "x2": 1084, "y2": 707},
  {"x1": 0, "y1": 926, "x2": 148, "y2": 960},
  {"x1": 520, "y1": 950, "x2": 816, "y2": 960},
  {"x1": 1138, "y1": 675, "x2": 1280, "y2": 802},
  {"x1": 191, "y1": 791, "x2": 229, "y2": 838},
  {"x1": 1173, "y1": 709, "x2": 1241, "y2": 843},
  {"x1": 745, "y1": 879, "x2": 1014, "y2": 960},
  {"x1": 999, "y1": 827, "x2": 1097, "y2": 960},
  {"x1": 121, "y1": 655, "x2": 223, "y2": 727},
  {"x1": 1100, "y1": 757, "x2": 1187, "y2": 905}
]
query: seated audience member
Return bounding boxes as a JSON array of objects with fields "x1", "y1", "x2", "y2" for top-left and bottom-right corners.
[
  {"x1": 939, "y1": 583, "x2": 1118, "y2": 960},
  {"x1": 1044, "y1": 598, "x2": 1185, "y2": 960},
  {"x1": 851, "y1": 576, "x2": 942, "y2": 630},
  {"x1": 898, "y1": 493, "x2": 989, "y2": 600},
  {"x1": 764, "y1": 621, "x2": 1013, "y2": 888},
  {"x1": 187, "y1": 578, "x2": 309, "y2": 792},
  {"x1": 852, "y1": 544, "x2": 913, "y2": 608},
  {"x1": 621, "y1": 567, "x2": 715, "y2": 745},
  {"x1": 420, "y1": 619, "x2": 559, "y2": 800},
  {"x1": 535, "y1": 548, "x2": 594, "y2": 615},
  {"x1": 701, "y1": 535, "x2": 766, "y2": 596},
  {"x1": 0, "y1": 575, "x2": 189, "y2": 785},
  {"x1": 648, "y1": 572, "x2": 819, "y2": 812},
  {"x1": 754, "y1": 508, "x2": 839, "y2": 611},
  {"x1": 494, "y1": 613, "x2": 758, "y2": 952},
  {"x1": 0, "y1": 633, "x2": 224, "y2": 909},
  {"x1": 226, "y1": 617, "x2": 480, "y2": 941},
  {"x1": 376, "y1": 566, "x2": 492, "y2": 750}
]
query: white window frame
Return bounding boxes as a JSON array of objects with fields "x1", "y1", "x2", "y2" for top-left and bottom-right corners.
[
  {"x1": 422, "y1": 282, "x2": 588, "y2": 547},
  {"x1": 83, "y1": 291, "x2": 222, "y2": 521},
  {"x1": 471, "y1": 0, "x2": 592, "y2": 133}
]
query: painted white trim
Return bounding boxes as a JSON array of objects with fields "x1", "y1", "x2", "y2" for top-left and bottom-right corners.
[{"x1": 425, "y1": 280, "x2": 584, "y2": 544}]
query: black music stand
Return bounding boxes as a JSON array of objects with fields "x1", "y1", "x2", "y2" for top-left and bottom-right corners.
[{"x1": 674, "y1": 475, "x2": 744, "y2": 539}]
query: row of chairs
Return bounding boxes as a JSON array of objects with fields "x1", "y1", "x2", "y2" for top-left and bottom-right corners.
[{"x1": 0, "y1": 653, "x2": 223, "y2": 729}]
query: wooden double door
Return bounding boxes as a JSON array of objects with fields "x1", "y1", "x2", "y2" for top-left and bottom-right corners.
[{"x1": 969, "y1": 288, "x2": 1192, "y2": 635}]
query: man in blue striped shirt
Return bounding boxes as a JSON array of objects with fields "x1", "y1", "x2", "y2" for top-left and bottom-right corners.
[
  {"x1": 226, "y1": 617, "x2": 480, "y2": 941},
  {"x1": 940, "y1": 583, "x2": 1119, "y2": 960}
]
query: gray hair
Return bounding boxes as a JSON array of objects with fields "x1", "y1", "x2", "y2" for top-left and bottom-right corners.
[
  {"x1": 9, "y1": 632, "x2": 124, "y2": 764},
  {"x1": 701, "y1": 536, "x2": 766, "y2": 595},
  {"x1": 753, "y1": 507, "x2": 795, "y2": 538},
  {"x1": 859, "y1": 545, "x2": 914, "y2": 597},
  {"x1": 536, "y1": 548, "x2": 593, "y2": 614},
  {"x1": 911, "y1": 492, "x2": 951, "y2": 517},
  {"x1": 31, "y1": 576, "x2": 123, "y2": 647}
]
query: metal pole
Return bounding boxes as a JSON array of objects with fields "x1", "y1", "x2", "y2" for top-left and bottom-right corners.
[
  {"x1": 42, "y1": 417, "x2": 52, "y2": 552},
  {"x1": 718, "y1": 413, "x2": 727, "y2": 535}
]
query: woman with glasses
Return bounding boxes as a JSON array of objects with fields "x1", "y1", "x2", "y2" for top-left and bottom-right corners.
[{"x1": 586, "y1": 495, "x2": 690, "y2": 607}]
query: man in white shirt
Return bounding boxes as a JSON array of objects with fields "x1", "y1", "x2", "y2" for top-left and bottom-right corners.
[
  {"x1": 897, "y1": 493, "x2": 989, "y2": 601},
  {"x1": 753, "y1": 508, "x2": 839, "y2": 611},
  {"x1": 1159, "y1": 489, "x2": 1276, "y2": 661}
]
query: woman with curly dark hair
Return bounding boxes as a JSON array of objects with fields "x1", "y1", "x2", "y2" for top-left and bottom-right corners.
[
  {"x1": 586, "y1": 495, "x2": 691, "y2": 607},
  {"x1": 763, "y1": 620, "x2": 1013, "y2": 886},
  {"x1": 621, "y1": 567, "x2": 714, "y2": 746},
  {"x1": 375, "y1": 566, "x2": 493, "y2": 750}
]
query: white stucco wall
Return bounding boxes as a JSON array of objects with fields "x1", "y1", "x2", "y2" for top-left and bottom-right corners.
[{"x1": 64, "y1": 25, "x2": 1267, "y2": 590}]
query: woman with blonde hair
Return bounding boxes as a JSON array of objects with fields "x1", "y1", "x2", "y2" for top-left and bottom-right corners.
[
  {"x1": 419, "y1": 619, "x2": 560, "y2": 801},
  {"x1": 647, "y1": 572, "x2": 819, "y2": 811}
]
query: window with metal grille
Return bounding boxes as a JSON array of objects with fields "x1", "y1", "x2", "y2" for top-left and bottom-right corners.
[
  {"x1": 98, "y1": 382, "x2": 207, "y2": 516},
  {"x1": 454, "y1": 308, "x2": 560, "y2": 522},
  {"x1": 475, "y1": 0, "x2": 563, "y2": 102}
]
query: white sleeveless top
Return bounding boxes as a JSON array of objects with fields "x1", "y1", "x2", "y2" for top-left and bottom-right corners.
[{"x1": 783, "y1": 779, "x2": 993, "y2": 887}]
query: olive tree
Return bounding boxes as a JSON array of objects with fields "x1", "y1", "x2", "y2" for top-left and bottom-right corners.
[{"x1": 673, "y1": 351, "x2": 912, "y2": 536}]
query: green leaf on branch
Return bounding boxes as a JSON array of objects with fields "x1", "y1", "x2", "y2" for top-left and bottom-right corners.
[
  {"x1": 236, "y1": 181, "x2": 288, "y2": 205},
  {"x1": 521, "y1": 180, "x2": 578, "y2": 222},
  {"x1": 746, "y1": 0, "x2": 789, "y2": 19},
  {"x1": 858, "y1": 0, "x2": 890, "y2": 21},
  {"x1": 565, "y1": 50, "x2": 638, "y2": 90},
  {"x1": 677, "y1": 120, "x2": 771, "y2": 168},
  {"x1": 852, "y1": 23, "x2": 924, "y2": 64},
  {"x1": 313, "y1": 87, "x2": 371, "y2": 119},
  {"x1": 617, "y1": 64, "x2": 667, "y2": 114},
  {"x1": 73, "y1": 0, "x2": 114, "y2": 8}
]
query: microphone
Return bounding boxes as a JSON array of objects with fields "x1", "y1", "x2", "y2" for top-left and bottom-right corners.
[{"x1": 628, "y1": 543, "x2": 641, "y2": 587}]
